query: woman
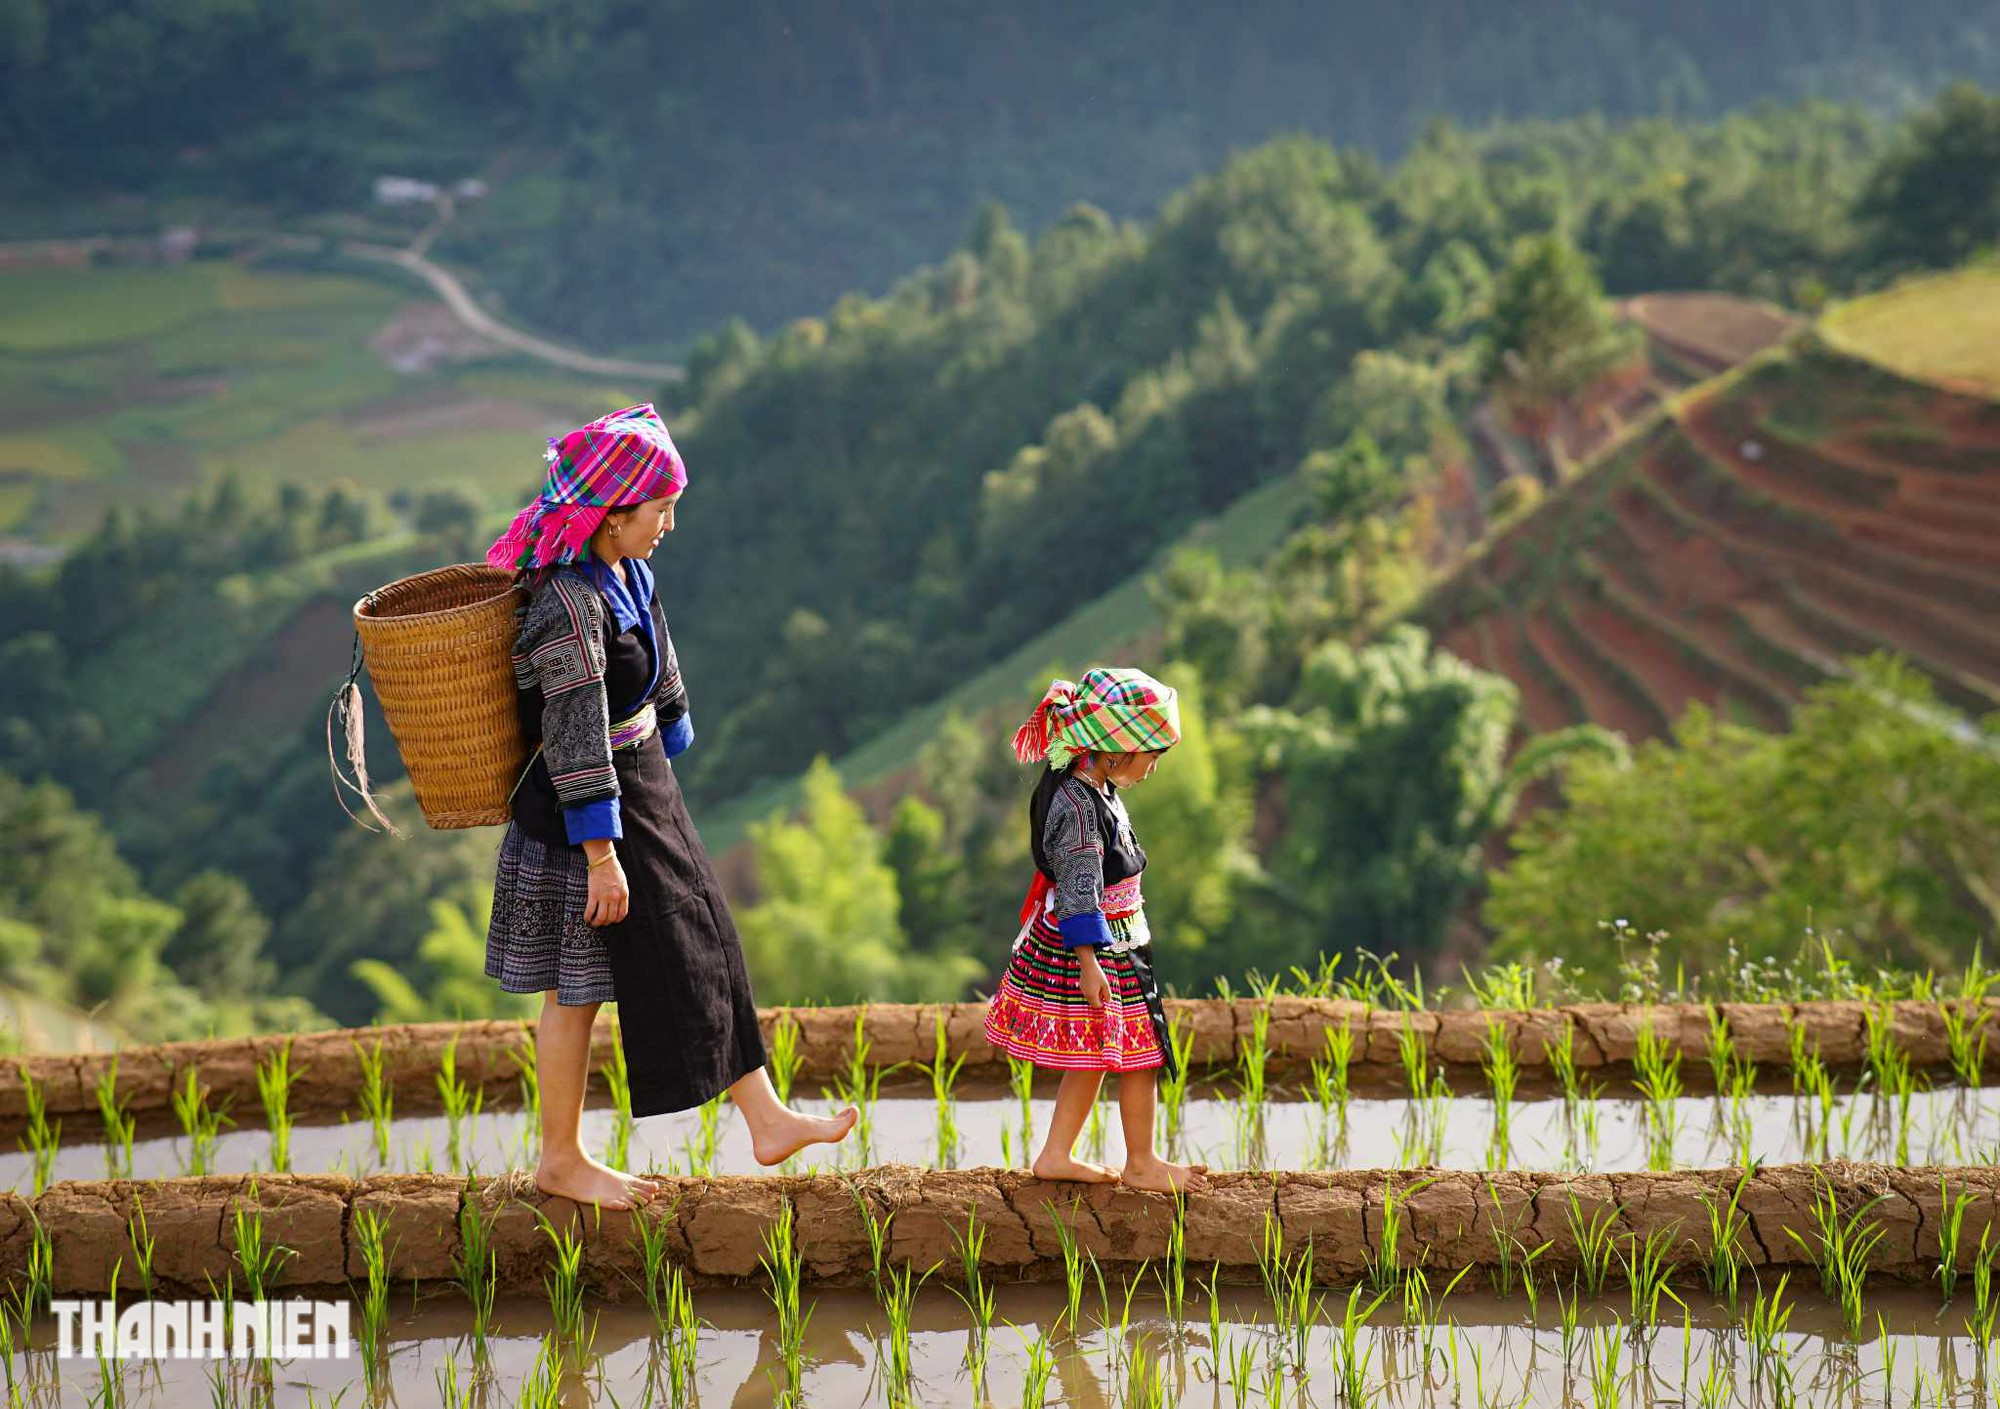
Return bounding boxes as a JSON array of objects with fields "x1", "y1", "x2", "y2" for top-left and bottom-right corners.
[{"x1": 484, "y1": 403, "x2": 855, "y2": 1209}]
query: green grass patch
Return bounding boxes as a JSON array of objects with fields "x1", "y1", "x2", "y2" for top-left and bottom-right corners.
[{"x1": 1820, "y1": 266, "x2": 2000, "y2": 395}]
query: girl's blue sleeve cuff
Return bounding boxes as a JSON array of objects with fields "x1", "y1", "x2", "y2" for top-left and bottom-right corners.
[
  {"x1": 663, "y1": 712, "x2": 694, "y2": 759},
  {"x1": 1058, "y1": 912, "x2": 1113, "y2": 950},
  {"x1": 564, "y1": 798, "x2": 622, "y2": 843}
]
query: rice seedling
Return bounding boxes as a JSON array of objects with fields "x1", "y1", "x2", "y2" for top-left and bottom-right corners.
[
  {"x1": 1009, "y1": 1054, "x2": 1037, "y2": 1147},
  {"x1": 1785, "y1": 1170, "x2": 1887, "y2": 1338},
  {"x1": 14, "y1": 1061, "x2": 60, "y2": 1196},
  {"x1": 1704, "y1": 1004, "x2": 1737, "y2": 1096},
  {"x1": 351, "y1": 1036, "x2": 394, "y2": 1168},
  {"x1": 508, "y1": 1037, "x2": 542, "y2": 1166},
  {"x1": 683, "y1": 1092, "x2": 723, "y2": 1175},
  {"x1": 1156, "y1": 1017, "x2": 1198, "y2": 1157},
  {"x1": 1632, "y1": 1017, "x2": 1682, "y2": 1171},
  {"x1": 93, "y1": 1055, "x2": 135, "y2": 1180},
  {"x1": 879, "y1": 1257, "x2": 930, "y2": 1405},
  {"x1": 1397, "y1": 1012, "x2": 1431, "y2": 1103},
  {"x1": 1219, "y1": 1328, "x2": 1257, "y2": 1409},
  {"x1": 1863, "y1": 998, "x2": 1902, "y2": 1097},
  {"x1": 1565, "y1": 1191, "x2": 1619, "y2": 1298},
  {"x1": 126, "y1": 1197, "x2": 157, "y2": 1299},
  {"x1": 768, "y1": 1009, "x2": 803, "y2": 1103},
  {"x1": 1698, "y1": 1169, "x2": 1753, "y2": 1308},
  {"x1": 1619, "y1": 1225, "x2": 1686, "y2": 1328},
  {"x1": 1018, "y1": 1326, "x2": 1057, "y2": 1409},
  {"x1": 252, "y1": 1037, "x2": 302, "y2": 1176},
  {"x1": 930, "y1": 1010, "x2": 968, "y2": 1168},
  {"x1": 1723, "y1": 1054, "x2": 1758, "y2": 1167},
  {"x1": 1331, "y1": 1283, "x2": 1393, "y2": 1408},
  {"x1": 598, "y1": 1037, "x2": 633, "y2": 1173},
  {"x1": 760, "y1": 1200, "x2": 813, "y2": 1395},
  {"x1": 1964, "y1": 1228, "x2": 2000, "y2": 1368},
  {"x1": 948, "y1": 1207, "x2": 998, "y2": 1388},
  {"x1": 1308, "y1": 1023, "x2": 1356, "y2": 1165},
  {"x1": 1486, "y1": 1185, "x2": 1551, "y2": 1298},
  {"x1": 515, "y1": 1333, "x2": 565, "y2": 1409},
  {"x1": 1481, "y1": 1015, "x2": 1519, "y2": 1168},
  {"x1": 662, "y1": 1260, "x2": 702, "y2": 1409},
  {"x1": 534, "y1": 1207, "x2": 591, "y2": 1347},
  {"x1": 1369, "y1": 1175, "x2": 1437, "y2": 1292},
  {"x1": 1157, "y1": 1190, "x2": 1189, "y2": 1325},
  {"x1": 828, "y1": 1007, "x2": 885, "y2": 1164},
  {"x1": 1938, "y1": 1178, "x2": 1978, "y2": 1305},
  {"x1": 1275, "y1": 1235, "x2": 1323, "y2": 1376},
  {"x1": 1086, "y1": 1092, "x2": 1110, "y2": 1163},
  {"x1": 1746, "y1": 1272, "x2": 1796, "y2": 1391},
  {"x1": 1585, "y1": 1322, "x2": 1627, "y2": 1409},
  {"x1": 1941, "y1": 996, "x2": 1990, "y2": 1091},
  {"x1": 1052, "y1": 1202, "x2": 1090, "y2": 1332},
  {"x1": 1233, "y1": 1003, "x2": 1272, "y2": 1169},
  {"x1": 350, "y1": 1205, "x2": 393, "y2": 1391},
  {"x1": 454, "y1": 1181, "x2": 498, "y2": 1361},
  {"x1": 171, "y1": 1065, "x2": 233, "y2": 1177},
  {"x1": 229, "y1": 1186, "x2": 295, "y2": 1305}
]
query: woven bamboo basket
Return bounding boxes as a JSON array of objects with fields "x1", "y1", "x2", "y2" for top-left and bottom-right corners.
[{"x1": 353, "y1": 564, "x2": 528, "y2": 829}]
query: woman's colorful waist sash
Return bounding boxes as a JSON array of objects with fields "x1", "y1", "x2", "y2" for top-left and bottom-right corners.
[{"x1": 608, "y1": 703, "x2": 659, "y2": 752}]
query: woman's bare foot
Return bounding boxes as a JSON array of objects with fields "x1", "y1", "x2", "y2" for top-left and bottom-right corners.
[
  {"x1": 535, "y1": 1149, "x2": 660, "y2": 1209},
  {"x1": 1031, "y1": 1152, "x2": 1121, "y2": 1184},
  {"x1": 1121, "y1": 1153, "x2": 1207, "y2": 1194},
  {"x1": 750, "y1": 1104, "x2": 859, "y2": 1166}
]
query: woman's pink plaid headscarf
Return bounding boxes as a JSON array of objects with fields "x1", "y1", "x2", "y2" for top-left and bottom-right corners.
[{"x1": 486, "y1": 403, "x2": 688, "y2": 571}]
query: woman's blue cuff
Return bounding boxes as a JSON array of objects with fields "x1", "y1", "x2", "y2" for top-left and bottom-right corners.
[
  {"x1": 564, "y1": 798, "x2": 622, "y2": 843},
  {"x1": 1058, "y1": 912, "x2": 1113, "y2": 950},
  {"x1": 663, "y1": 712, "x2": 694, "y2": 759}
]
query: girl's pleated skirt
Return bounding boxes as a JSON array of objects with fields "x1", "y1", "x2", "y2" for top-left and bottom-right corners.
[{"x1": 983, "y1": 896, "x2": 1175, "y2": 1075}]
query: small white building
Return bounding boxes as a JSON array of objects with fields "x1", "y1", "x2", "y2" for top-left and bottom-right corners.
[{"x1": 374, "y1": 176, "x2": 441, "y2": 206}]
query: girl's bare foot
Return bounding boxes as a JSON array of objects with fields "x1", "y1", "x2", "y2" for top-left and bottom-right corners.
[
  {"x1": 751, "y1": 1104, "x2": 859, "y2": 1166},
  {"x1": 535, "y1": 1150, "x2": 660, "y2": 1209},
  {"x1": 1031, "y1": 1152, "x2": 1121, "y2": 1184},
  {"x1": 1121, "y1": 1153, "x2": 1207, "y2": 1194}
]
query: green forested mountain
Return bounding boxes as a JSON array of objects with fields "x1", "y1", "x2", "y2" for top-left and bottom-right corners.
[
  {"x1": 0, "y1": 81, "x2": 1993, "y2": 1033},
  {"x1": 4, "y1": 0, "x2": 1994, "y2": 343}
]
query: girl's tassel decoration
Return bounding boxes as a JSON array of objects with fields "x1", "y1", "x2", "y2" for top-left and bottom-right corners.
[
  {"x1": 1012, "y1": 677, "x2": 1076, "y2": 764},
  {"x1": 327, "y1": 645, "x2": 403, "y2": 836}
]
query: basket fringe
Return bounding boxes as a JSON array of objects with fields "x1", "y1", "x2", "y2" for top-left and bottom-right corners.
[{"x1": 327, "y1": 656, "x2": 403, "y2": 837}]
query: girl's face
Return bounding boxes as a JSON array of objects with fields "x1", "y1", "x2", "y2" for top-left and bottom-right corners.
[
  {"x1": 607, "y1": 492, "x2": 680, "y2": 559},
  {"x1": 1100, "y1": 749, "x2": 1164, "y2": 787}
]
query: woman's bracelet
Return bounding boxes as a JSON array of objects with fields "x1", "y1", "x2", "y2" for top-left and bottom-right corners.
[{"x1": 587, "y1": 848, "x2": 617, "y2": 870}]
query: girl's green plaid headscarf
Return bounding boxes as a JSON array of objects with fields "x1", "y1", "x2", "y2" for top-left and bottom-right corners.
[{"x1": 1012, "y1": 667, "x2": 1181, "y2": 770}]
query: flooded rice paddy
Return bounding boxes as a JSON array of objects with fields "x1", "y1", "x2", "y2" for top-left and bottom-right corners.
[
  {"x1": 4, "y1": 1076, "x2": 1996, "y2": 1187},
  {"x1": 3, "y1": 1283, "x2": 1996, "y2": 1406}
]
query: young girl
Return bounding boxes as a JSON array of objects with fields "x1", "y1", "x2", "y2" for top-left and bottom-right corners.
[{"x1": 983, "y1": 668, "x2": 1207, "y2": 1194}]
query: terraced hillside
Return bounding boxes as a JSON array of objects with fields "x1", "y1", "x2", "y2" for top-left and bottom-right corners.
[{"x1": 1415, "y1": 272, "x2": 2000, "y2": 741}]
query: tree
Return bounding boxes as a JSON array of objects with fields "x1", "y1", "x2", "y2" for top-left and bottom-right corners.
[
  {"x1": 1486, "y1": 656, "x2": 2000, "y2": 985},
  {"x1": 351, "y1": 896, "x2": 532, "y2": 1025},
  {"x1": 1237, "y1": 625, "x2": 1620, "y2": 979},
  {"x1": 736, "y1": 757, "x2": 983, "y2": 1004},
  {"x1": 165, "y1": 870, "x2": 275, "y2": 996},
  {"x1": 1479, "y1": 233, "x2": 1643, "y2": 433},
  {"x1": 1858, "y1": 82, "x2": 2000, "y2": 271}
]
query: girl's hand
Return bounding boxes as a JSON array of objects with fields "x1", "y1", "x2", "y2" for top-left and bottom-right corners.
[
  {"x1": 585, "y1": 852, "x2": 630, "y2": 926},
  {"x1": 1078, "y1": 949, "x2": 1112, "y2": 1010}
]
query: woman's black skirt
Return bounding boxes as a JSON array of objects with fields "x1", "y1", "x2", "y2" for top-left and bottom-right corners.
[{"x1": 486, "y1": 731, "x2": 767, "y2": 1117}]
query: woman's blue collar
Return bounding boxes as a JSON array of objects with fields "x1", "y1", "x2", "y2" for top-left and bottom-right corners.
[{"x1": 570, "y1": 554, "x2": 655, "y2": 634}]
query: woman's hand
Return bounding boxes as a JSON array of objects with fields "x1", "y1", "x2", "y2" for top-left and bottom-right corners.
[
  {"x1": 1078, "y1": 948, "x2": 1112, "y2": 1010},
  {"x1": 584, "y1": 847, "x2": 630, "y2": 926}
]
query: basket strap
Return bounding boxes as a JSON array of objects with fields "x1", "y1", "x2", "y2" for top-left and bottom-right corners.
[{"x1": 505, "y1": 742, "x2": 544, "y2": 805}]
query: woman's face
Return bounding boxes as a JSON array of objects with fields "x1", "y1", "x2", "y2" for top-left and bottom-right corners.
[{"x1": 613, "y1": 492, "x2": 680, "y2": 558}]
